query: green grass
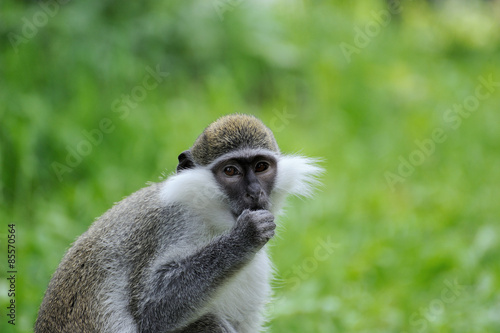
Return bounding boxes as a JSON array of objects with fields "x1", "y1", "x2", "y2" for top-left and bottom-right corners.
[{"x1": 2, "y1": 0, "x2": 500, "y2": 332}]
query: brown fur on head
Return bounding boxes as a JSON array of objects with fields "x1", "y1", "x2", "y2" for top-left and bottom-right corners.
[{"x1": 188, "y1": 114, "x2": 279, "y2": 166}]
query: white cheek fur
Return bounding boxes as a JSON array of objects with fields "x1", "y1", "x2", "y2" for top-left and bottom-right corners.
[
  {"x1": 159, "y1": 155, "x2": 323, "y2": 222},
  {"x1": 270, "y1": 154, "x2": 324, "y2": 214},
  {"x1": 159, "y1": 168, "x2": 235, "y2": 231}
]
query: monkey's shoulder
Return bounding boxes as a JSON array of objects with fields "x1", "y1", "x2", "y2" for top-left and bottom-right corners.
[
  {"x1": 81, "y1": 181, "x2": 218, "y2": 251},
  {"x1": 89, "y1": 182, "x2": 177, "y2": 229}
]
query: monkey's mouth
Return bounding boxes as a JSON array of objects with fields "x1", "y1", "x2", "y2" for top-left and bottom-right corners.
[
  {"x1": 232, "y1": 204, "x2": 266, "y2": 219},
  {"x1": 248, "y1": 203, "x2": 266, "y2": 211}
]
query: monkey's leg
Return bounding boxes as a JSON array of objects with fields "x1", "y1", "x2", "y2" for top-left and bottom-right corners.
[{"x1": 174, "y1": 314, "x2": 236, "y2": 333}]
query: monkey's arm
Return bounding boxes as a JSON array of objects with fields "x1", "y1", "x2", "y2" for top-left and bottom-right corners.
[{"x1": 136, "y1": 209, "x2": 275, "y2": 333}]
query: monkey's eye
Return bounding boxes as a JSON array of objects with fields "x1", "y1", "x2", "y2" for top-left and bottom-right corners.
[
  {"x1": 223, "y1": 166, "x2": 240, "y2": 176},
  {"x1": 255, "y1": 162, "x2": 269, "y2": 173}
]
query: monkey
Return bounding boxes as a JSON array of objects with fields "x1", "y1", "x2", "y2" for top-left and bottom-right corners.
[{"x1": 35, "y1": 114, "x2": 322, "y2": 333}]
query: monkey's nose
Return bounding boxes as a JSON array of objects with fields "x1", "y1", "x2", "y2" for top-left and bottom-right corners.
[
  {"x1": 247, "y1": 182, "x2": 262, "y2": 198},
  {"x1": 245, "y1": 191, "x2": 265, "y2": 210},
  {"x1": 245, "y1": 192, "x2": 257, "y2": 201}
]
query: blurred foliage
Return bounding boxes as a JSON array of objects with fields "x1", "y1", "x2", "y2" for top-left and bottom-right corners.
[{"x1": 2, "y1": 0, "x2": 500, "y2": 332}]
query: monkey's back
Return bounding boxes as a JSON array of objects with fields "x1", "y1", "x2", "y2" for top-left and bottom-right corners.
[{"x1": 35, "y1": 182, "x2": 179, "y2": 333}]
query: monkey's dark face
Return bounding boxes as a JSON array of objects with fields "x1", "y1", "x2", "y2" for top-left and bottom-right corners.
[{"x1": 211, "y1": 152, "x2": 277, "y2": 217}]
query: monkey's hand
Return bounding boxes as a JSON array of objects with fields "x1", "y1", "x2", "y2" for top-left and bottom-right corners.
[{"x1": 234, "y1": 209, "x2": 276, "y2": 252}]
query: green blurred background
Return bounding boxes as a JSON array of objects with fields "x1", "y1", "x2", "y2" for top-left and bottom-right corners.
[{"x1": 2, "y1": 0, "x2": 500, "y2": 332}]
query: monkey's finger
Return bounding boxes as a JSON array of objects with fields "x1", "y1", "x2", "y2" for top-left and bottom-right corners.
[
  {"x1": 257, "y1": 221, "x2": 276, "y2": 234},
  {"x1": 261, "y1": 229, "x2": 275, "y2": 241}
]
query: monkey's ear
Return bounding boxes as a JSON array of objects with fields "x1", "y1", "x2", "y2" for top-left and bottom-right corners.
[{"x1": 177, "y1": 150, "x2": 196, "y2": 173}]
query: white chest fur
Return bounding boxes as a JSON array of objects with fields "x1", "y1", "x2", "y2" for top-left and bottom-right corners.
[
  {"x1": 209, "y1": 249, "x2": 273, "y2": 333},
  {"x1": 158, "y1": 154, "x2": 322, "y2": 332}
]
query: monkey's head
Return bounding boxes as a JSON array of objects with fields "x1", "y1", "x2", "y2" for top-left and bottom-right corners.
[{"x1": 177, "y1": 114, "x2": 280, "y2": 216}]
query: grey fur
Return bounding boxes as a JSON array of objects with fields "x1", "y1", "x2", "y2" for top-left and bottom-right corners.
[
  {"x1": 36, "y1": 168, "x2": 275, "y2": 332},
  {"x1": 35, "y1": 114, "x2": 321, "y2": 333},
  {"x1": 191, "y1": 114, "x2": 279, "y2": 166}
]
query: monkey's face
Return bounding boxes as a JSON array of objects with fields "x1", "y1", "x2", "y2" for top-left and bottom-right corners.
[{"x1": 211, "y1": 151, "x2": 277, "y2": 217}]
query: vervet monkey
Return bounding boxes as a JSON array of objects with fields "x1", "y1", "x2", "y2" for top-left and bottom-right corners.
[{"x1": 35, "y1": 114, "x2": 322, "y2": 333}]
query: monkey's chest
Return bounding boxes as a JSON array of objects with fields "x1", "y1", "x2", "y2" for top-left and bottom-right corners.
[{"x1": 210, "y1": 250, "x2": 273, "y2": 332}]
